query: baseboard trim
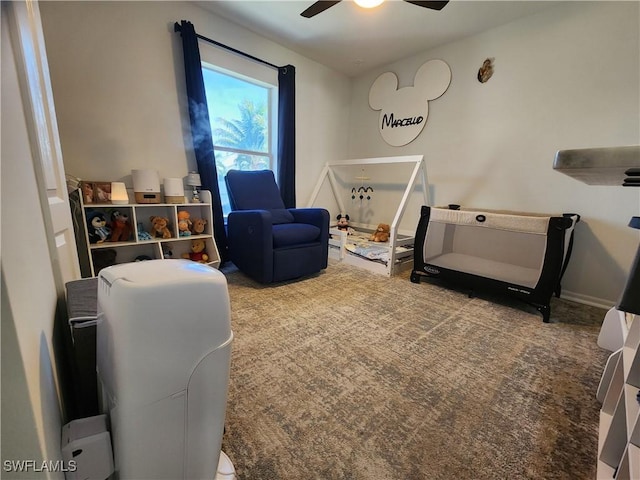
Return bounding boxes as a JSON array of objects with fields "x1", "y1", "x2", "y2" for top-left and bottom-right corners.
[{"x1": 560, "y1": 290, "x2": 615, "y2": 310}]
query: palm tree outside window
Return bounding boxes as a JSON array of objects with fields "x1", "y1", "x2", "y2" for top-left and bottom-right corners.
[{"x1": 202, "y1": 66, "x2": 276, "y2": 216}]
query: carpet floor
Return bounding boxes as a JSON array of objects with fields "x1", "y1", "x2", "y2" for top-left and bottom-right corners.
[{"x1": 220, "y1": 261, "x2": 609, "y2": 480}]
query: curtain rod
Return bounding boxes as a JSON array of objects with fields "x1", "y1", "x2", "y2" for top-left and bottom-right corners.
[{"x1": 174, "y1": 22, "x2": 280, "y2": 71}]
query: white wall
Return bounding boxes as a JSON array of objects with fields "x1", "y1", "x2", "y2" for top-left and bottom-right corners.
[
  {"x1": 39, "y1": 1, "x2": 351, "y2": 204},
  {"x1": 39, "y1": 1, "x2": 640, "y2": 305},
  {"x1": 347, "y1": 1, "x2": 640, "y2": 306}
]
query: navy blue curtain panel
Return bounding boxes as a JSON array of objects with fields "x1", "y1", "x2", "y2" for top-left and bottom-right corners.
[
  {"x1": 278, "y1": 65, "x2": 296, "y2": 208},
  {"x1": 176, "y1": 20, "x2": 228, "y2": 261}
]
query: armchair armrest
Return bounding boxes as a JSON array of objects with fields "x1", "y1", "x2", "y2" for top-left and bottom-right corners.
[
  {"x1": 289, "y1": 208, "x2": 330, "y2": 267},
  {"x1": 227, "y1": 210, "x2": 274, "y2": 283},
  {"x1": 289, "y1": 208, "x2": 330, "y2": 231}
]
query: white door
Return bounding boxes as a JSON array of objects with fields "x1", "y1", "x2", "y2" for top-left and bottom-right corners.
[
  {"x1": 7, "y1": 0, "x2": 80, "y2": 289},
  {"x1": 2, "y1": 0, "x2": 82, "y2": 467}
]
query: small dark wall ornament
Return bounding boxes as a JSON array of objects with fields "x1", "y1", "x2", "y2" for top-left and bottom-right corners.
[{"x1": 477, "y1": 58, "x2": 494, "y2": 83}]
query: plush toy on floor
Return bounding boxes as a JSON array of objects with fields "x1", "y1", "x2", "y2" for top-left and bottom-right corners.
[
  {"x1": 335, "y1": 213, "x2": 355, "y2": 235},
  {"x1": 182, "y1": 239, "x2": 209, "y2": 263},
  {"x1": 336, "y1": 214, "x2": 350, "y2": 231},
  {"x1": 370, "y1": 223, "x2": 390, "y2": 242}
]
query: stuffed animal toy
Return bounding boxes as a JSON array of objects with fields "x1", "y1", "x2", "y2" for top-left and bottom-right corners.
[
  {"x1": 149, "y1": 215, "x2": 172, "y2": 239},
  {"x1": 137, "y1": 222, "x2": 153, "y2": 241},
  {"x1": 336, "y1": 214, "x2": 350, "y2": 231},
  {"x1": 182, "y1": 239, "x2": 209, "y2": 263},
  {"x1": 87, "y1": 211, "x2": 110, "y2": 244},
  {"x1": 109, "y1": 210, "x2": 133, "y2": 242},
  {"x1": 177, "y1": 211, "x2": 192, "y2": 237},
  {"x1": 370, "y1": 223, "x2": 390, "y2": 243},
  {"x1": 191, "y1": 217, "x2": 207, "y2": 235}
]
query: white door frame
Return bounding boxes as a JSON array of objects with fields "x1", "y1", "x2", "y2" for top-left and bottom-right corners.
[{"x1": 7, "y1": 0, "x2": 81, "y2": 290}]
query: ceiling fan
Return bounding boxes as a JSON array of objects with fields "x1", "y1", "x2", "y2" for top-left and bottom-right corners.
[{"x1": 301, "y1": 0, "x2": 449, "y2": 18}]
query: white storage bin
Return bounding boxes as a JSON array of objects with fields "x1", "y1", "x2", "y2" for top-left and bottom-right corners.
[{"x1": 61, "y1": 414, "x2": 114, "y2": 480}]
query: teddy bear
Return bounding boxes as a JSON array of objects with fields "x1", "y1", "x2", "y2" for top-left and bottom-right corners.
[
  {"x1": 182, "y1": 239, "x2": 209, "y2": 263},
  {"x1": 87, "y1": 211, "x2": 110, "y2": 244},
  {"x1": 177, "y1": 211, "x2": 192, "y2": 237},
  {"x1": 109, "y1": 210, "x2": 133, "y2": 242},
  {"x1": 149, "y1": 215, "x2": 172, "y2": 239},
  {"x1": 370, "y1": 223, "x2": 390, "y2": 243},
  {"x1": 191, "y1": 217, "x2": 207, "y2": 235}
]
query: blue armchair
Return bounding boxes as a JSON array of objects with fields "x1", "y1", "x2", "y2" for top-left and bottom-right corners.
[{"x1": 225, "y1": 170, "x2": 330, "y2": 284}]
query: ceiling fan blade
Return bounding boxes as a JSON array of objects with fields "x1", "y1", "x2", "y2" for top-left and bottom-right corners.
[
  {"x1": 403, "y1": 0, "x2": 449, "y2": 11},
  {"x1": 301, "y1": 0, "x2": 342, "y2": 18}
]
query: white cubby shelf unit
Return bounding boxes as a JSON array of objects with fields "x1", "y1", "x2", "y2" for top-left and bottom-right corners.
[{"x1": 79, "y1": 189, "x2": 220, "y2": 276}]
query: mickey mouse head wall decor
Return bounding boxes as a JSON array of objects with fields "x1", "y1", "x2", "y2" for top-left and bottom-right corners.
[{"x1": 369, "y1": 59, "x2": 451, "y2": 146}]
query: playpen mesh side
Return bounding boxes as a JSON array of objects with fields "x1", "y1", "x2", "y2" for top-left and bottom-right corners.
[{"x1": 423, "y1": 210, "x2": 550, "y2": 289}]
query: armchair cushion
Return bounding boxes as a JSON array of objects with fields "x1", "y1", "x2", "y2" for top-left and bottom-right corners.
[
  {"x1": 273, "y1": 223, "x2": 321, "y2": 248},
  {"x1": 269, "y1": 209, "x2": 295, "y2": 225},
  {"x1": 226, "y1": 170, "x2": 295, "y2": 224}
]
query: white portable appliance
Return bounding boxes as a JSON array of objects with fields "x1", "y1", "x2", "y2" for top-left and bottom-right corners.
[
  {"x1": 132, "y1": 169, "x2": 161, "y2": 203},
  {"x1": 96, "y1": 260, "x2": 234, "y2": 479}
]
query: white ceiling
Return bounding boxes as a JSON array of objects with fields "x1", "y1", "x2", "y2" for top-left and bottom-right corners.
[{"x1": 195, "y1": 0, "x2": 558, "y2": 77}]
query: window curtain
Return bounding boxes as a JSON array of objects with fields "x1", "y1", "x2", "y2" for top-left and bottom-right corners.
[
  {"x1": 176, "y1": 20, "x2": 228, "y2": 262},
  {"x1": 278, "y1": 65, "x2": 296, "y2": 208}
]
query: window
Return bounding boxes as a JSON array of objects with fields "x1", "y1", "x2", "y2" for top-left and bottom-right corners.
[{"x1": 201, "y1": 57, "x2": 277, "y2": 216}]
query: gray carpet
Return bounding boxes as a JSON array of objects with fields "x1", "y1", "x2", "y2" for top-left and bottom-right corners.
[{"x1": 220, "y1": 261, "x2": 609, "y2": 480}]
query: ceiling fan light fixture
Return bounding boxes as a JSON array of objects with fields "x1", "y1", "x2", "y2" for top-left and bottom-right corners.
[
  {"x1": 354, "y1": 0, "x2": 384, "y2": 9},
  {"x1": 300, "y1": 0, "x2": 447, "y2": 18}
]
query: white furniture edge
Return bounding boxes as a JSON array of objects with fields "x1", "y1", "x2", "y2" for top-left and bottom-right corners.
[
  {"x1": 597, "y1": 311, "x2": 639, "y2": 479},
  {"x1": 599, "y1": 307, "x2": 630, "y2": 352}
]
